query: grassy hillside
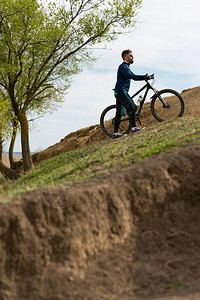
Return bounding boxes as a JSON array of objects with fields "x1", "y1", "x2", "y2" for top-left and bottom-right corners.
[{"x1": 1, "y1": 117, "x2": 200, "y2": 200}]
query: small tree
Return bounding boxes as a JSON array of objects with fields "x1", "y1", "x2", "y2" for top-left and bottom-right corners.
[
  {"x1": 0, "y1": 134, "x2": 3, "y2": 161},
  {"x1": 0, "y1": 99, "x2": 20, "y2": 179},
  {"x1": 0, "y1": 0, "x2": 142, "y2": 172},
  {"x1": 0, "y1": 88, "x2": 19, "y2": 165}
]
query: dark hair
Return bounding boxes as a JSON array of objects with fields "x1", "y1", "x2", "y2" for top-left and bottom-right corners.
[{"x1": 121, "y1": 49, "x2": 132, "y2": 59}]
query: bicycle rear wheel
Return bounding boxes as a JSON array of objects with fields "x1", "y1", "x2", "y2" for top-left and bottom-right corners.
[
  {"x1": 100, "y1": 104, "x2": 131, "y2": 137},
  {"x1": 151, "y1": 89, "x2": 185, "y2": 122}
]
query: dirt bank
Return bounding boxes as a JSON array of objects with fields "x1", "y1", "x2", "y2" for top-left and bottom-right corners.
[{"x1": 0, "y1": 142, "x2": 199, "y2": 299}]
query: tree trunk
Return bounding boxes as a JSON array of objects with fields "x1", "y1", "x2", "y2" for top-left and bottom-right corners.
[
  {"x1": 19, "y1": 112, "x2": 33, "y2": 172},
  {"x1": 9, "y1": 119, "x2": 18, "y2": 170},
  {"x1": 0, "y1": 135, "x2": 20, "y2": 180},
  {"x1": 9, "y1": 133, "x2": 16, "y2": 170},
  {"x1": 8, "y1": 85, "x2": 32, "y2": 172},
  {"x1": 0, "y1": 134, "x2": 3, "y2": 161},
  {"x1": 0, "y1": 160, "x2": 20, "y2": 180}
]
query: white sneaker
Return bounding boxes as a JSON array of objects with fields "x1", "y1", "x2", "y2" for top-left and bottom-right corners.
[
  {"x1": 112, "y1": 132, "x2": 127, "y2": 139},
  {"x1": 132, "y1": 127, "x2": 145, "y2": 134}
]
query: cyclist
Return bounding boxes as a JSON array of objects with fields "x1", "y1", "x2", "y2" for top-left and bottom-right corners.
[{"x1": 113, "y1": 49, "x2": 150, "y2": 138}]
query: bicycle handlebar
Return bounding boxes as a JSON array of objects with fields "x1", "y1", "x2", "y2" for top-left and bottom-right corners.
[
  {"x1": 145, "y1": 73, "x2": 155, "y2": 82},
  {"x1": 149, "y1": 73, "x2": 154, "y2": 79}
]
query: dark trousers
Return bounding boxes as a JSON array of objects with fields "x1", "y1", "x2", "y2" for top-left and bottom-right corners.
[{"x1": 114, "y1": 92, "x2": 137, "y2": 133}]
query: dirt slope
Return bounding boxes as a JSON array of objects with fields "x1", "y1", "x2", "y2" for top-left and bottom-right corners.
[
  {"x1": 0, "y1": 142, "x2": 200, "y2": 300},
  {"x1": 31, "y1": 86, "x2": 200, "y2": 166}
]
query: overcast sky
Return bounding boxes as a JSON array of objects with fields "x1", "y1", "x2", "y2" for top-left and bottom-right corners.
[{"x1": 12, "y1": 0, "x2": 200, "y2": 152}]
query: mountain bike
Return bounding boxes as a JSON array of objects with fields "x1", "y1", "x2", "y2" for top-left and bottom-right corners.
[{"x1": 100, "y1": 74, "x2": 185, "y2": 137}]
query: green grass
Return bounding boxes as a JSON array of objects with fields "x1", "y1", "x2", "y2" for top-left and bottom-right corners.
[{"x1": 1, "y1": 117, "x2": 200, "y2": 201}]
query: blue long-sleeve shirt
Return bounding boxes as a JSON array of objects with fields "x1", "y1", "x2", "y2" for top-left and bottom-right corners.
[{"x1": 114, "y1": 62, "x2": 146, "y2": 93}]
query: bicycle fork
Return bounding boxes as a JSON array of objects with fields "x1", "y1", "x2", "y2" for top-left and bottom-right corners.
[{"x1": 151, "y1": 90, "x2": 169, "y2": 108}]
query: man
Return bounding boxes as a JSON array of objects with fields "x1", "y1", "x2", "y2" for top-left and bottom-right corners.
[{"x1": 113, "y1": 49, "x2": 150, "y2": 138}]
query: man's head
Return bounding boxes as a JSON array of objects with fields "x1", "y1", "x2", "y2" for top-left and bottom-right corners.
[{"x1": 121, "y1": 49, "x2": 134, "y2": 64}]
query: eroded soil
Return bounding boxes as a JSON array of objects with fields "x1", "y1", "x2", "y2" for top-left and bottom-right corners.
[{"x1": 0, "y1": 142, "x2": 199, "y2": 299}]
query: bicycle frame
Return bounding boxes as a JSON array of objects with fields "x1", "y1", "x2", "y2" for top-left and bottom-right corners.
[{"x1": 131, "y1": 81, "x2": 169, "y2": 124}]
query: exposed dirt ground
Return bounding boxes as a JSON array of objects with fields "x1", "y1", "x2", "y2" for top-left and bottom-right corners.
[{"x1": 0, "y1": 142, "x2": 200, "y2": 300}]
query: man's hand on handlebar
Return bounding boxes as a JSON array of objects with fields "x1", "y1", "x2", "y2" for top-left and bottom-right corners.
[{"x1": 144, "y1": 73, "x2": 154, "y2": 81}]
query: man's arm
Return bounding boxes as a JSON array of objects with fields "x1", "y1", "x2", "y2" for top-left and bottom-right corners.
[{"x1": 120, "y1": 63, "x2": 147, "y2": 81}]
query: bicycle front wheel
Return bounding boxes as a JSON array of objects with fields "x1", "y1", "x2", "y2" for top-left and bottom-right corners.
[
  {"x1": 100, "y1": 104, "x2": 131, "y2": 138},
  {"x1": 151, "y1": 89, "x2": 185, "y2": 122}
]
